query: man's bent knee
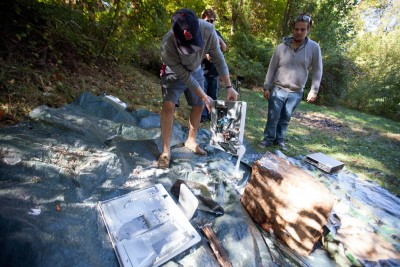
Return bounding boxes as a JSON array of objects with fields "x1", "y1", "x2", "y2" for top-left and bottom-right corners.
[{"x1": 162, "y1": 101, "x2": 175, "y2": 113}]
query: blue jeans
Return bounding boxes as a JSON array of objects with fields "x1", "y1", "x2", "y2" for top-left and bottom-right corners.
[
  {"x1": 263, "y1": 87, "x2": 303, "y2": 143},
  {"x1": 202, "y1": 75, "x2": 219, "y2": 119}
]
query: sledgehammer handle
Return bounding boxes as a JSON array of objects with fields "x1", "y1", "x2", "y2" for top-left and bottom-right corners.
[{"x1": 201, "y1": 225, "x2": 233, "y2": 267}]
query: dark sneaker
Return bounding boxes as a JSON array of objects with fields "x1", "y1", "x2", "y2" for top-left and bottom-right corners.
[
  {"x1": 258, "y1": 140, "x2": 273, "y2": 148},
  {"x1": 277, "y1": 142, "x2": 287, "y2": 151}
]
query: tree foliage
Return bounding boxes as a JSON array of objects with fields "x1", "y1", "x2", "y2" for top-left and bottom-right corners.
[
  {"x1": 1, "y1": 0, "x2": 399, "y2": 120},
  {"x1": 343, "y1": 0, "x2": 400, "y2": 120}
]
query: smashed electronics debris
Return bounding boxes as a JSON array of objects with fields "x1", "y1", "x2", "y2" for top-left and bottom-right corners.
[
  {"x1": 98, "y1": 184, "x2": 201, "y2": 267},
  {"x1": 103, "y1": 93, "x2": 128, "y2": 110},
  {"x1": 210, "y1": 100, "x2": 247, "y2": 156},
  {"x1": 305, "y1": 152, "x2": 345, "y2": 173}
]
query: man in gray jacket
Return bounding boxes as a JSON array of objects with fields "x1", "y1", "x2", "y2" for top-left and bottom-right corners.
[
  {"x1": 259, "y1": 13, "x2": 323, "y2": 150},
  {"x1": 159, "y1": 8, "x2": 238, "y2": 168}
]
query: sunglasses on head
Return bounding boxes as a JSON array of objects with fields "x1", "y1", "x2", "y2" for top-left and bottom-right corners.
[
  {"x1": 206, "y1": 19, "x2": 215, "y2": 23},
  {"x1": 295, "y1": 15, "x2": 312, "y2": 23}
]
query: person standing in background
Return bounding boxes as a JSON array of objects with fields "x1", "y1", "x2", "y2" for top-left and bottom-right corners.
[
  {"x1": 258, "y1": 13, "x2": 323, "y2": 151},
  {"x1": 200, "y1": 9, "x2": 227, "y2": 123}
]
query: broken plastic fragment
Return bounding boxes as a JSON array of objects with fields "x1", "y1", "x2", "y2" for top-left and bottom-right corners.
[
  {"x1": 28, "y1": 208, "x2": 41, "y2": 215},
  {"x1": 4, "y1": 156, "x2": 21, "y2": 165}
]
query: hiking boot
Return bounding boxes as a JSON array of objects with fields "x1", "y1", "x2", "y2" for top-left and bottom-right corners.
[{"x1": 258, "y1": 140, "x2": 273, "y2": 148}]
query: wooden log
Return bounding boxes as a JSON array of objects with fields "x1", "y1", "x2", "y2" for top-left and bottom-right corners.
[{"x1": 241, "y1": 152, "x2": 334, "y2": 255}]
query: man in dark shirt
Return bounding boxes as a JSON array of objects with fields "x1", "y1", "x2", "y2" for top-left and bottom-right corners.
[{"x1": 201, "y1": 9, "x2": 227, "y2": 123}]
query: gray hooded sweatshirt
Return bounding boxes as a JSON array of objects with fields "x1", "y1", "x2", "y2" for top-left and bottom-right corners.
[
  {"x1": 160, "y1": 19, "x2": 229, "y2": 92},
  {"x1": 263, "y1": 36, "x2": 323, "y2": 94}
]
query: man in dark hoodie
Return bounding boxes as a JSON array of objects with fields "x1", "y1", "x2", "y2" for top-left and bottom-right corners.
[{"x1": 259, "y1": 13, "x2": 323, "y2": 150}]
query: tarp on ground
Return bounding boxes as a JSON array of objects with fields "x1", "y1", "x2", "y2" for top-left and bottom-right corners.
[{"x1": 0, "y1": 92, "x2": 399, "y2": 267}]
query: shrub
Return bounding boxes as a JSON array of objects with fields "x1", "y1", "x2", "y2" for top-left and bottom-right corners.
[{"x1": 225, "y1": 32, "x2": 273, "y2": 87}]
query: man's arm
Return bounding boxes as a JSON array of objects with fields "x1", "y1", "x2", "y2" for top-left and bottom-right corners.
[
  {"x1": 263, "y1": 48, "x2": 279, "y2": 99},
  {"x1": 218, "y1": 36, "x2": 227, "y2": 52},
  {"x1": 220, "y1": 75, "x2": 238, "y2": 101},
  {"x1": 307, "y1": 44, "x2": 323, "y2": 102},
  {"x1": 202, "y1": 74, "x2": 237, "y2": 113},
  {"x1": 208, "y1": 30, "x2": 228, "y2": 76},
  {"x1": 203, "y1": 27, "x2": 237, "y2": 111},
  {"x1": 215, "y1": 30, "x2": 227, "y2": 52}
]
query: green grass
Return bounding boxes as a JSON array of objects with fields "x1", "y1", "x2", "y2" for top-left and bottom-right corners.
[{"x1": 229, "y1": 86, "x2": 400, "y2": 196}]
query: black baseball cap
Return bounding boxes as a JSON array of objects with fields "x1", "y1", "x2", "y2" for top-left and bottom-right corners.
[{"x1": 172, "y1": 9, "x2": 203, "y2": 55}]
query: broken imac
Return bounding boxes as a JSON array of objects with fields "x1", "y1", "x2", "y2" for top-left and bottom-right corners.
[
  {"x1": 98, "y1": 184, "x2": 201, "y2": 267},
  {"x1": 210, "y1": 100, "x2": 247, "y2": 156}
]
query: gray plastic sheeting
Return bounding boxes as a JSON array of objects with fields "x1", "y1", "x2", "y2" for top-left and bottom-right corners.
[{"x1": 0, "y1": 92, "x2": 399, "y2": 267}]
